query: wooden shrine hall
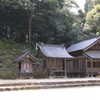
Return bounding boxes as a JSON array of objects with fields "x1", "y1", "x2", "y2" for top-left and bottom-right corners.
[
  {"x1": 37, "y1": 43, "x2": 73, "y2": 78},
  {"x1": 14, "y1": 50, "x2": 36, "y2": 78},
  {"x1": 67, "y1": 36, "x2": 100, "y2": 77}
]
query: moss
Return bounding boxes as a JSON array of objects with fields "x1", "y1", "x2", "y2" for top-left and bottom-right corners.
[{"x1": 0, "y1": 37, "x2": 37, "y2": 79}]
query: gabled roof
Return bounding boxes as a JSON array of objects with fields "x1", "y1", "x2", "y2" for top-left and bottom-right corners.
[
  {"x1": 85, "y1": 51, "x2": 100, "y2": 59},
  {"x1": 67, "y1": 36, "x2": 100, "y2": 53},
  {"x1": 14, "y1": 50, "x2": 36, "y2": 62},
  {"x1": 38, "y1": 43, "x2": 73, "y2": 58}
]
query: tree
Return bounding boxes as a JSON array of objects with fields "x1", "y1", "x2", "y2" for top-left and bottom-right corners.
[
  {"x1": 0, "y1": 0, "x2": 43, "y2": 43},
  {"x1": 84, "y1": 3, "x2": 100, "y2": 34},
  {"x1": 0, "y1": 0, "x2": 28, "y2": 42},
  {"x1": 84, "y1": 0, "x2": 93, "y2": 13},
  {"x1": 31, "y1": 0, "x2": 78, "y2": 45},
  {"x1": 65, "y1": 0, "x2": 79, "y2": 9},
  {"x1": 0, "y1": 0, "x2": 82, "y2": 45},
  {"x1": 92, "y1": 0, "x2": 100, "y2": 5}
]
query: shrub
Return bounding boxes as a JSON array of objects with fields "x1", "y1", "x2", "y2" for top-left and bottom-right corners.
[
  {"x1": 33, "y1": 68, "x2": 48, "y2": 79},
  {"x1": 0, "y1": 68, "x2": 18, "y2": 79}
]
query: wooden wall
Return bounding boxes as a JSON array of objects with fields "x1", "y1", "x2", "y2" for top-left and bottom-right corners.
[
  {"x1": 46, "y1": 58, "x2": 64, "y2": 70},
  {"x1": 66, "y1": 56, "x2": 87, "y2": 77},
  {"x1": 86, "y1": 59, "x2": 100, "y2": 76},
  {"x1": 88, "y1": 42, "x2": 100, "y2": 51},
  {"x1": 46, "y1": 58, "x2": 66, "y2": 77},
  {"x1": 20, "y1": 57, "x2": 33, "y2": 73}
]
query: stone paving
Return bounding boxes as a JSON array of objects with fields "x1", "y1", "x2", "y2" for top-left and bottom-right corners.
[
  {"x1": 0, "y1": 78, "x2": 100, "y2": 91},
  {"x1": 0, "y1": 77, "x2": 100, "y2": 84},
  {"x1": 0, "y1": 86, "x2": 99, "y2": 100}
]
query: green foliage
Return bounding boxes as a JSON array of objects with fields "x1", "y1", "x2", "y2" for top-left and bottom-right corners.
[
  {"x1": 65, "y1": 0, "x2": 79, "y2": 8},
  {"x1": 0, "y1": 0, "x2": 80, "y2": 45},
  {"x1": 92, "y1": 0, "x2": 100, "y2": 5},
  {"x1": 69, "y1": 9, "x2": 88, "y2": 42},
  {"x1": 32, "y1": 0, "x2": 77, "y2": 44},
  {"x1": 0, "y1": 38, "x2": 36, "y2": 79},
  {"x1": 0, "y1": 68, "x2": 18, "y2": 79},
  {"x1": 84, "y1": 0, "x2": 93, "y2": 13},
  {"x1": 33, "y1": 69, "x2": 48, "y2": 78},
  {"x1": 0, "y1": 0, "x2": 99, "y2": 79},
  {"x1": 84, "y1": 4, "x2": 100, "y2": 34}
]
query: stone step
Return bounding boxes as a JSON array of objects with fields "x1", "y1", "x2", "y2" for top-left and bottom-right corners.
[
  {"x1": 0, "y1": 80, "x2": 100, "y2": 91},
  {"x1": 0, "y1": 80, "x2": 100, "y2": 86}
]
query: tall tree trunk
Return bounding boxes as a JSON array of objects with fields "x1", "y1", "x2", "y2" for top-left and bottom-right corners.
[{"x1": 28, "y1": 12, "x2": 32, "y2": 44}]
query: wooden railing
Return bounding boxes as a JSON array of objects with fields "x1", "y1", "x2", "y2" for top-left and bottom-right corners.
[
  {"x1": 19, "y1": 72, "x2": 33, "y2": 79},
  {"x1": 50, "y1": 70, "x2": 66, "y2": 78}
]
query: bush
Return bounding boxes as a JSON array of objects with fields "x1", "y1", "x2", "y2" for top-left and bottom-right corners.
[
  {"x1": 0, "y1": 68, "x2": 18, "y2": 79},
  {"x1": 33, "y1": 68, "x2": 48, "y2": 79}
]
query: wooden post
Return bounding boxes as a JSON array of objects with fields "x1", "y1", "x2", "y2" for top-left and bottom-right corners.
[
  {"x1": 47, "y1": 58, "x2": 50, "y2": 78},
  {"x1": 86, "y1": 59, "x2": 88, "y2": 77},
  {"x1": 64, "y1": 59, "x2": 67, "y2": 78},
  {"x1": 91, "y1": 59, "x2": 93, "y2": 77},
  {"x1": 48, "y1": 58, "x2": 52, "y2": 78},
  {"x1": 19, "y1": 62, "x2": 21, "y2": 78}
]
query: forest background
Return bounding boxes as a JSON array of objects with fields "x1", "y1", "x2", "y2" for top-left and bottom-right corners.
[{"x1": 0, "y1": 0, "x2": 99, "y2": 78}]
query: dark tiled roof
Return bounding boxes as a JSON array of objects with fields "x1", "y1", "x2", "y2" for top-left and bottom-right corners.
[
  {"x1": 38, "y1": 43, "x2": 73, "y2": 58},
  {"x1": 14, "y1": 50, "x2": 36, "y2": 62},
  {"x1": 85, "y1": 51, "x2": 100, "y2": 59},
  {"x1": 67, "y1": 37, "x2": 100, "y2": 53}
]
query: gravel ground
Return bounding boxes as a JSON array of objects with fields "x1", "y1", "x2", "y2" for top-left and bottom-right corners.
[
  {"x1": 0, "y1": 77, "x2": 100, "y2": 84},
  {"x1": 0, "y1": 86, "x2": 99, "y2": 100}
]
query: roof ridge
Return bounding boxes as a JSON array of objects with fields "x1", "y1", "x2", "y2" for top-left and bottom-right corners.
[
  {"x1": 67, "y1": 36, "x2": 98, "y2": 53},
  {"x1": 38, "y1": 43, "x2": 73, "y2": 58},
  {"x1": 72, "y1": 37, "x2": 96, "y2": 45},
  {"x1": 42, "y1": 43, "x2": 65, "y2": 48},
  {"x1": 73, "y1": 35, "x2": 100, "y2": 45}
]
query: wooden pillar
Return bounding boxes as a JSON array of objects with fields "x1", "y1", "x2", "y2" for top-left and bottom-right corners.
[
  {"x1": 47, "y1": 58, "x2": 50, "y2": 77},
  {"x1": 86, "y1": 59, "x2": 88, "y2": 77},
  {"x1": 48, "y1": 58, "x2": 52, "y2": 78},
  {"x1": 19, "y1": 62, "x2": 21, "y2": 78},
  {"x1": 91, "y1": 59, "x2": 93, "y2": 77},
  {"x1": 64, "y1": 59, "x2": 67, "y2": 77},
  {"x1": 78, "y1": 59, "x2": 80, "y2": 77}
]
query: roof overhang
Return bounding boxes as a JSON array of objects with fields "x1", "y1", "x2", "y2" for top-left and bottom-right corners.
[
  {"x1": 84, "y1": 51, "x2": 100, "y2": 59},
  {"x1": 41, "y1": 51, "x2": 74, "y2": 58},
  {"x1": 67, "y1": 36, "x2": 100, "y2": 53},
  {"x1": 38, "y1": 43, "x2": 73, "y2": 59},
  {"x1": 14, "y1": 53, "x2": 36, "y2": 63},
  {"x1": 84, "y1": 38, "x2": 100, "y2": 51}
]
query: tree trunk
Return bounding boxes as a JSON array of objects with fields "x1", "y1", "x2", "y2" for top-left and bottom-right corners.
[{"x1": 28, "y1": 12, "x2": 32, "y2": 44}]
